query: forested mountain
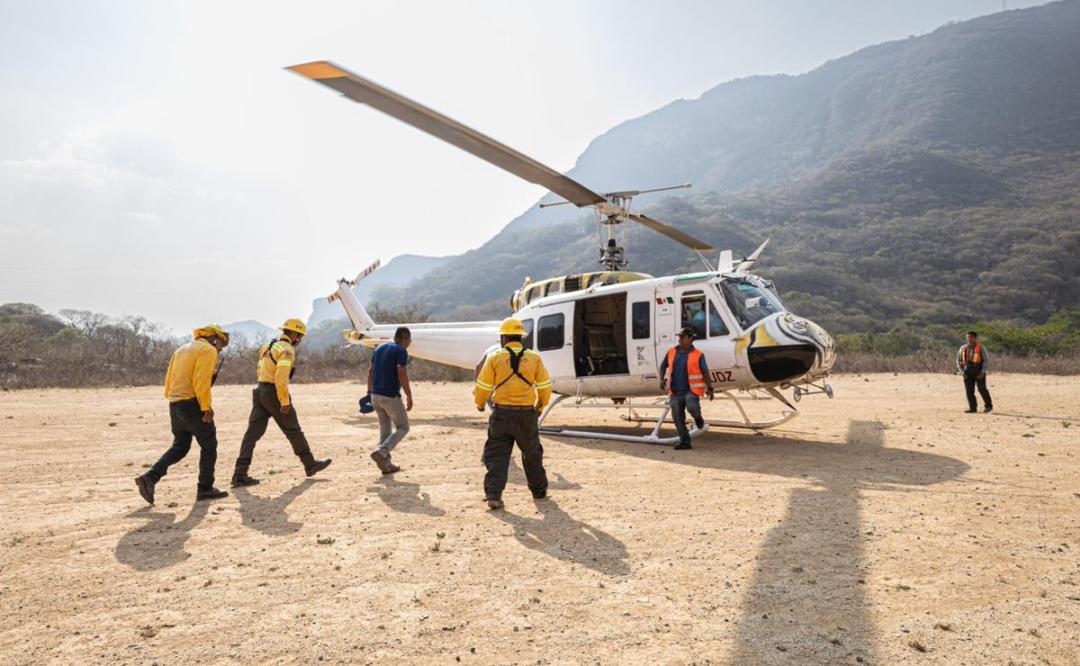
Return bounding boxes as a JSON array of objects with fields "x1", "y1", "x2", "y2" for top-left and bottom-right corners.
[{"x1": 364, "y1": 1, "x2": 1080, "y2": 333}]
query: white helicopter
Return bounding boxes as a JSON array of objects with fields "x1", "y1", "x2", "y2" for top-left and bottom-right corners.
[{"x1": 290, "y1": 61, "x2": 837, "y2": 445}]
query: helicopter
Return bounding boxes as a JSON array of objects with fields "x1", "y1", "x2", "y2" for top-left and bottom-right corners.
[{"x1": 290, "y1": 61, "x2": 837, "y2": 445}]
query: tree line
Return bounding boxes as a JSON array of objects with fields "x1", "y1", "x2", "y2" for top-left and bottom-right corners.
[{"x1": 0, "y1": 303, "x2": 468, "y2": 390}]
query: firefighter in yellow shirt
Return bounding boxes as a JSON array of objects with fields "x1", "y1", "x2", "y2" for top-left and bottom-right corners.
[
  {"x1": 231, "y1": 319, "x2": 331, "y2": 486},
  {"x1": 135, "y1": 324, "x2": 230, "y2": 505},
  {"x1": 474, "y1": 318, "x2": 553, "y2": 510}
]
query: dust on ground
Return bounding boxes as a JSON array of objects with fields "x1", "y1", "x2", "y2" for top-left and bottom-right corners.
[{"x1": 0, "y1": 374, "x2": 1077, "y2": 664}]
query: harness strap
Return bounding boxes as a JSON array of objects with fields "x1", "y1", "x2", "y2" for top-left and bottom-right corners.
[
  {"x1": 493, "y1": 346, "x2": 532, "y2": 392},
  {"x1": 262, "y1": 338, "x2": 296, "y2": 379}
]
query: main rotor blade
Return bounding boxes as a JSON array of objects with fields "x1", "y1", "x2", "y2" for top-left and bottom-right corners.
[
  {"x1": 628, "y1": 213, "x2": 715, "y2": 251},
  {"x1": 288, "y1": 61, "x2": 606, "y2": 208}
]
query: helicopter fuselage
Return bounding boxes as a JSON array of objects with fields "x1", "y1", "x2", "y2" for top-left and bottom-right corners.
[{"x1": 339, "y1": 270, "x2": 836, "y2": 399}]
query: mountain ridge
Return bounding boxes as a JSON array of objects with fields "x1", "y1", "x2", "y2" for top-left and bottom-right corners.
[{"x1": 352, "y1": 1, "x2": 1080, "y2": 332}]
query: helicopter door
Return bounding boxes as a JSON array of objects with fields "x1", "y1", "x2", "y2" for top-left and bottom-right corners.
[
  {"x1": 672, "y1": 287, "x2": 738, "y2": 381},
  {"x1": 653, "y1": 283, "x2": 676, "y2": 367},
  {"x1": 534, "y1": 303, "x2": 576, "y2": 380}
]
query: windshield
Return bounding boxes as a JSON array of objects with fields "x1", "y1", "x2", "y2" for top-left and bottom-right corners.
[{"x1": 718, "y1": 278, "x2": 783, "y2": 329}]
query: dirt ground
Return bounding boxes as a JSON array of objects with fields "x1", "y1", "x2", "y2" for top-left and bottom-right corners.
[{"x1": 0, "y1": 373, "x2": 1077, "y2": 665}]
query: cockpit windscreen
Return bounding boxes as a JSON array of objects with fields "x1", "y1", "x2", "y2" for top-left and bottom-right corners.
[{"x1": 718, "y1": 278, "x2": 783, "y2": 329}]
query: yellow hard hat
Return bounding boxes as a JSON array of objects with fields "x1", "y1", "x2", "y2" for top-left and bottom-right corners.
[
  {"x1": 498, "y1": 318, "x2": 527, "y2": 336},
  {"x1": 280, "y1": 318, "x2": 307, "y2": 336},
  {"x1": 193, "y1": 324, "x2": 229, "y2": 345}
]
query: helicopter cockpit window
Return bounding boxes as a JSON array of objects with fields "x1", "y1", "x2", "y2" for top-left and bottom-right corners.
[
  {"x1": 708, "y1": 300, "x2": 729, "y2": 337},
  {"x1": 537, "y1": 313, "x2": 564, "y2": 351},
  {"x1": 719, "y1": 279, "x2": 782, "y2": 329},
  {"x1": 521, "y1": 318, "x2": 535, "y2": 349},
  {"x1": 680, "y1": 291, "x2": 708, "y2": 340}
]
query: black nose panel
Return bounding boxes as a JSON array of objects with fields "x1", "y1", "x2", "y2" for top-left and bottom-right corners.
[{"x1": 748, "y1": 344, "x2": 816, "y2": 383}]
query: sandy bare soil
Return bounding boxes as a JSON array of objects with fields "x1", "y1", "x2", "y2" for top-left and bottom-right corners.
[{"x1": 0, "y1": 373, "x2": 1077, "y2": 665}]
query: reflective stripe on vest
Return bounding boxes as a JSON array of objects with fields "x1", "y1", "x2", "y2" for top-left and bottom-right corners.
[
  {"x1": 964, "y1": 342, "x2": 982, "y2": 365},
  {"x1": 665, "y1": 346, "x2": 707, "y2": 397}
]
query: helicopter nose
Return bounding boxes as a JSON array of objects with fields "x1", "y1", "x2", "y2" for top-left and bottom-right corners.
[
  {"x1": 782, "y1": 315, "x2": 836, "y2": 374},
  {"x1": 748, "y1": 314, "x2": 837, "y2": 383}
]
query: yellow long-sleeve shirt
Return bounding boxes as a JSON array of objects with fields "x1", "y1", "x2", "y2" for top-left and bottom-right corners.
[
  {"x1": 256, "y1": 337, "x2": 296, "y2": 406},
  {"x1": 474, "y1": 342, "x2": 553, "y2": 410},
  {"x1": 164, "y1": 338, "x2": 219, "y2": 411}
]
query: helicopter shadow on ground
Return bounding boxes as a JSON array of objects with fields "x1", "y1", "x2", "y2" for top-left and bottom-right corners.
[
  {"x1": 233, "y1": 478, "x2": 324, "y2": 537},
  {"x1": 544, "y1": 420, "x2": 970, "y2": 662},
  {"x1": 489, "y1": 498, "x2": 630, "y2": 577},
  {"x1": 115, "y1": 501, "x2": 210, "y2": 571},
  {"x1": 366, "y1": 475, "x2": 446, "y2": 516}
]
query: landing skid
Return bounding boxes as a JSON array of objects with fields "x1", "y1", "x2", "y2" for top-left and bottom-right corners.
[{"x1": 537, "y1": 388, "x2": 798, "y2": 445}]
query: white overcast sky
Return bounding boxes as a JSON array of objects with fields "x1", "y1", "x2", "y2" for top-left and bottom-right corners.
[{"x1": 0, "y1": 0, "x2": 1049, "y2": 332}]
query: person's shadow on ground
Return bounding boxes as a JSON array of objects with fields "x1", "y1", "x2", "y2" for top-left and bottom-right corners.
[
  {"x1": 115, "y1": 501, "x2": 209, "y2": 571},
  {"x1": 234, "y1": 478, "x2": 323, "y2": 536},
  {"x1": 366, "y1": 476, "x2": 446, "y2": 516},
  {"x1": 506, "y1": 458, "x2": 582, "y2": 491},
  {"x1": 490, "y1": 498, "x2": 629, "y2": 576}
]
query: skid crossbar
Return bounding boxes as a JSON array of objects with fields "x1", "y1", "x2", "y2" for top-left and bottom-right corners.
[{"x1": 537, "y1": 388, "x2": 798, "y2": 444}]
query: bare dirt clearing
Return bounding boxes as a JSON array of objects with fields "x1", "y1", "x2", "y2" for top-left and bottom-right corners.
[{"x1": 1, "y1": 374, "x2": 1077, "y2": 664}]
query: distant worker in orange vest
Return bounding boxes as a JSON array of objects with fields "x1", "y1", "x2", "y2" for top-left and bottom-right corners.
[
  {"x1": 659, "y1": 326, "x2": 715, "y2": 450},
  {"x1": 956, "y1": 330, "x2": 993, "y2": 413},
  {"x1": 135, "y1": 324, "x2": 231, "y2": 505}
]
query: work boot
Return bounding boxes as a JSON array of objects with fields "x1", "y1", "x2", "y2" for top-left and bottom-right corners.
[
  {"x1": 964, "y1": 409, "x2": 977, "y2": 414},
  {"x1": 983, "y1": 406, "x2": 993, "y2": 413},
  {"x1": 135, "y1": 474, "x2": 156, "y2": 505},
  {"x1": 674, "y1": 442, "x2": 693, "y2": 451},
  {"x1": 305, "y1": 458, "x2": 332, "y2": 477},
  {"x1": 231, "y1": 474, "x2": 260, "y2": 487},
  {"x1": 369, "y1": 450, "x2": 399, "y2": 475},
  {"x1": 486, "y1": 497, "x2": 504, "y2": 510},
  {"x1": 196, "y1": 487, "x2": 229, "y2": 501},
  {"x1": 532, "y1": 489, "x2": 548, "y2": 500}
]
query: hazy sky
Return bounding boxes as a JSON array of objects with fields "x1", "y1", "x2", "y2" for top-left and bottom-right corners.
[{"x1": 0, "y1": 0, "x2": 1051, "y2": 332}]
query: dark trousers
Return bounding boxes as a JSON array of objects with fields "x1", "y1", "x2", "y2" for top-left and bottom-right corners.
[
  {"x1": 148, "y1": 398, "x2": 217, "y2": 490},
  {"x1": 670, "y1": 392, "x2": 703, "y2": 445},
  {"x1": 234, "y1": 384, "x2": 315, "y2": 475},
  {"x1": 482, "y1": 407, "x2": 548, "y2": 500},
  {"x1": 963, "y1": 372, "x2": 993, "y2": 411}
]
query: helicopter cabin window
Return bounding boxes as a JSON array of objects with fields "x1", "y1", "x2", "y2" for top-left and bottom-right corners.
[
  {"x1": 719, "y1": 278, "x2": 782, "y2": 329},
  {"x1": 537, "y1": 313, "x2": 564, "y2": 351},
  {"x1": 545, "y1": 280, "x2": 563, "y2": 297},
  {"x1": 520, "y1": 318, "x2": 535, "y2": 349},
  {"x1": 708, "y1": 300, "x2": 729, "y2": 337},
  {"x1": 680, "y1": 291, "x2": 708, "y2": 340},
  {"x1": 573, "y1": 293, "x2": 629, "y2": 377},
  {"x1": 631, "y1": 301, "x2": 650, "y2": 339}
]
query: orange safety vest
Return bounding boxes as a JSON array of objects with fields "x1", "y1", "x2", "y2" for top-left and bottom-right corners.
[
  {"x1": 963, "y1": 342, "x2": 983, "y2": 365},
  {"x1": 665, "y1": 346, "x2": 707, "y2": 397}
]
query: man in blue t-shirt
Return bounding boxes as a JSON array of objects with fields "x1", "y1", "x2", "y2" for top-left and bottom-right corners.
[{"x1": 367, "y1": 327, "x2": 413, "y2": 474}]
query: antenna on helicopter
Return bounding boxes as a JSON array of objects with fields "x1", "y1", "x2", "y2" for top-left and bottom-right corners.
[{"x1": 288, "y1": 61, "x2": 716, "y2": 272}]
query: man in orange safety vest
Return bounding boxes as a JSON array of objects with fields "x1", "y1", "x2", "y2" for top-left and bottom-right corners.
[
  {"x1": 659, "y1": 326, "x2": 715, "y2": 450},
  {"x1": 956, "y1": 330, "x2": 993, "y2": 413}
]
